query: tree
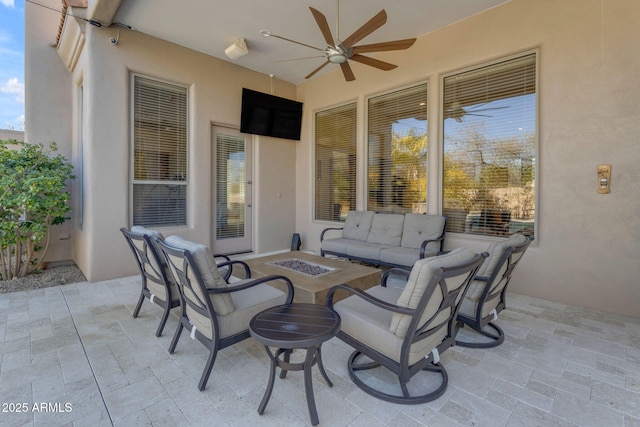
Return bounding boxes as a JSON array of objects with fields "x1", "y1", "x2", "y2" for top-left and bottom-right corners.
[{"x1": 0, "y1": 141, "x2": 75, "y2": 280}]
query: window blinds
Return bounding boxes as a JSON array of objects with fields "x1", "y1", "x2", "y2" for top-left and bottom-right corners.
[
  {"x1": 367, "y1": 83, "x2": 428, "y2": 214},
  {"x1": 132, "y1": 76, "x2": 188, "y2": 227},
  {"x1": 315, "y1": 102, "x2": 357, "y2": 222},
  {"x1": 442, "y1": 53, "x2": 536, "y2": 237}
]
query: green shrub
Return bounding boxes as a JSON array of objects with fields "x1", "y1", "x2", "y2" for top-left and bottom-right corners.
[{"x1": 0, "y1": 140, "x2": 75, "y2": 280}]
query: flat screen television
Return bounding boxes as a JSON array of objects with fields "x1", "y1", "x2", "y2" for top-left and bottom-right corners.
[{"x1": 240, "y1": 88, "x2": 303, "y2": 141}]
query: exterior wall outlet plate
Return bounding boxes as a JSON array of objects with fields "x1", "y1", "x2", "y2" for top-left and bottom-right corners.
[{"x1": 597, "y1": 164, "x2": 611, "y2": 194}]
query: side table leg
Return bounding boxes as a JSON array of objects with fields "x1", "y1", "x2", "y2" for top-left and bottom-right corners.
[
  {"x1": 303, "y1": 347, "x2": 320, "y2": 426},
  {"x1": 258, "y1": 346, "x2": 277, "y2": 415},
  {"x1": 315, "y1": 344, "x2": 333, "y2": 387},
  {"x1": 279, "y1": 349, "x2": 292, "y2": 379}
]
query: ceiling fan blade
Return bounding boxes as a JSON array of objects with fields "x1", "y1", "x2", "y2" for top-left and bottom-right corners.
[
  {"x1": 274, "y1": 55, "x2": 326, "y2": 63},
  {"x1": 340, "y1": 61, "x2": 356, "y2": 81},
  {"x1": 352, "y1": 38, "x2": 416, "y2": 54},
  {"x1": 309, "y1": 7, "x2": 335, "y2": 46},
  {"x1": 350, "y1": 54, "x2": 397, "y2": 71},
  {"x1": 342, "y1": 9, "x2": 387, "y2": 49},
  {"x1": 264, "y1": 32, "x2": 325, "y2": 52},
  {"x1": 305, "y1": 61, "x2": 330, "y2": 80}
]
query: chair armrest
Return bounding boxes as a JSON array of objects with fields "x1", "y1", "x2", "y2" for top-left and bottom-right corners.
[
  {"x1": 213, "y1": 254, "x2": 231, "y2": 263},
  {"x1": 326, "y1": 284, "x2": 414, "y2": 315},
  {"x1": 217, "y1": 260, "x2": 251, "y2": 281},
  {"x1": 208, "y1": 275, "x2": 294, "y2": 304},
  {"x1": 320, "y1": 227, "x2": 343, "y2": 242},
  {"x1": 419, "y1": 235, "x2": 445, "y2": 258},
  {"x1": 381, "y1": 267, "x2": 411, "y2": 287}
]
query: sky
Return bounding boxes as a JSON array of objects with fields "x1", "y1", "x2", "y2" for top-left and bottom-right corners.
[{"x1": 0, "y1": 0, "x2": 25, "y2": 131}]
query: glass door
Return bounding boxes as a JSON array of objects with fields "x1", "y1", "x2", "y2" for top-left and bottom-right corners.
[{"x1": 212, "y1": 126, "x2": 252, "y2": 254}]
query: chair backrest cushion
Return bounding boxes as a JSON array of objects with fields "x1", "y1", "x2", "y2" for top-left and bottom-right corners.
[
  {"x1": 130, "y1": 226, "x2": 166, "y2": 275},
  {"x1": 342, "y1": 211, "x2": 374, "y2": 241},
  {"x1": 164, "y1": 235, "x2": 235, "y2": 315},
  {"x1": 476, "y1": 233, "x2": 529, "y2": 278},
  {"x1": 367, "y1": 214, "x2": 405, "y2": 246},
  {"x1": 389, "y1": 247, "x2": 477, "y2": 337},
  {"x1": 400, "y1": 214, "x2": 446, "y2": 249}
]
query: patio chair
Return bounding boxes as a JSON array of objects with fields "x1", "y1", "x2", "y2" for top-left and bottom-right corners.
[
  {"x1": 456, "y1": 233, "x2": 533, "y2": 348},
  {"x1": 156, "y1": 235, "x2": 294, "y2": 391},
  {"x1": 120, "y1": 226, "x2": 235, "y2": 337},
  {"x1": 120, "y1": 226, "x2": 182, "y2": 337},
  {"x1": 326, "y1": 248, "x2": 486, "y2": 403}
]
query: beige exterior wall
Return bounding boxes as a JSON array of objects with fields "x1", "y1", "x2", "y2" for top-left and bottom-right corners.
[
  {"x1": 26, "y1": 3, "x2": 297, "y2": 281},
  {"x1": 25, "y1": 0, "x2": 639, "y2": 318},
  {"x1": 295, "y1": 0, "x2": 640, "y2": 318}
]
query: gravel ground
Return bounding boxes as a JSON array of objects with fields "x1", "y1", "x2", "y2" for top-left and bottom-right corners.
[{"x1": 0, "y1": 263, "x2": 87, "y2": 294}]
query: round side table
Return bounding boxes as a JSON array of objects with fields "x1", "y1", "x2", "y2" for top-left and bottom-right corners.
[{"x1": 249, "y1": 303, "x2": 341, "y2": 426}]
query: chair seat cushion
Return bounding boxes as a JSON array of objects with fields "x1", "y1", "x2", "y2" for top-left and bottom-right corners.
[
  {"x1": 334, "y1": 285, "x2": 447, "y2": 365},
  {"x1": 165, "y1": 235, "x2": 235, "y2": 315}
]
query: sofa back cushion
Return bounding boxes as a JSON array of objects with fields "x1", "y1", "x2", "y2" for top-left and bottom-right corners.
[
  {"x1": 164, "y1": 235, "x2": 235, "y2": 315},
  {"x1": 367, "y1": 214, "x2": 405, "y2": 246},
  {"x1": 400, "y1": 214, "x2": 446, "y2": 249},
  {"x1": 342, "y1": 211, "x2": 374, "y2": 241}
]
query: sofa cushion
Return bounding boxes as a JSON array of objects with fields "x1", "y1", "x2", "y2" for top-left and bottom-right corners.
[
  {"x1": 342, "y1": 211, "x2": 374, "y2": 241},
  {"x1": 389, "y1": 247, "x2": 476, "y2": 337},
  {"x1": 367, "y1": 214, "x2": 405, "y2": 246},
  {"x1": 400, "y1": 214, "x2": 446, "y2": 251},
  {"x1": 164, "y1": 235, "x2": 235, "y2": 315},
  {"x1": 321, "y1": 237, "x2": 353, "y2": 255},
  {"x1": 346, "y1": 240, "x2": 393, "y2": 261},
  {"x1": 379, "y1": 246, "x2": 421, "y2": 268}
]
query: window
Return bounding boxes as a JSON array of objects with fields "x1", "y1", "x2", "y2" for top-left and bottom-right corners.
[
  {"x1": 368, "y1": 83, "x2": 428, "y2": 213},
  {"x1": 442, "y1": 53, "x2": 536, "y2": 237},
  {"x1": 131, "y1": 75, "x2": 188, "y2": 227},
  {"x1": 315, "y1": 102, "x2": 357, "y2": 221}
]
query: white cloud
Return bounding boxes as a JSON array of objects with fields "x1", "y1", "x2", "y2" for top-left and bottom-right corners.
[
  {"x1": 0, "y1": 77, "x2": 24, "y2": 104},
  {"x1": 0, "y1": 0, "x2": 15, "y2": 8}
]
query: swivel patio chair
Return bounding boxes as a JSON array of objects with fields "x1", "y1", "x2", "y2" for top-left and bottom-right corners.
[
  {"x1": 456, "y1": 233, "x2": 533, "y2": 348},
  {"x1": 326, "y1": 248, "x2": 486, "y2": 403},
  {"x1": 121, "y1": 226, "x2": 235, "y2": 337},
  {"x1": 156, "y1": 235, "x2": 294, "y2": 391}
]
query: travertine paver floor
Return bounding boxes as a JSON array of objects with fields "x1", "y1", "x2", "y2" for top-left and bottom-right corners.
[{"x1": 1, "y1": 272, "x2": 639, "y2": 426}]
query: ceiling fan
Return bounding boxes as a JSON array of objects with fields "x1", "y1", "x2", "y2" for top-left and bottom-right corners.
[
  {"x1": 444, "y1": 101, "x2": 510, "y2": 122},
  {"x1": 261, "y1": 1, "x2": 416, "y2": 82}
]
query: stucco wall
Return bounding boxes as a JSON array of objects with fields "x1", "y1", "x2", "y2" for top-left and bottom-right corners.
[
  {"x1": 295, "y1": 0, "x2": 640, "y2": 318},
  {"x1": 26, "y1": 6, "x2": 297, "y2": 281}
]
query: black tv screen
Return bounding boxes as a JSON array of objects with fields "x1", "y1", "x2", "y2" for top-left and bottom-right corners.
[{"x1": 240, "y1": 88, "x2": 303, "y2": 140}]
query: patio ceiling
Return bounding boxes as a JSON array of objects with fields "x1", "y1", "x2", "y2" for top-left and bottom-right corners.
[{"x1": 111, "y1": 0, "x2": 510, "y2": 84}]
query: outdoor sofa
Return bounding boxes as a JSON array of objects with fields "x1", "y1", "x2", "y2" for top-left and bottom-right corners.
[{"x1": 320, "y1": 210, "x2": 447, "y2": 268}]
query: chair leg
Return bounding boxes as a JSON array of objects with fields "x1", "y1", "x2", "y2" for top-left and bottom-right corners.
[
  {"x1": 198, "y1": 346, "x2": 218, "y2": 391},
  {"x1": 168, "y1": 321, "x2": 184, "y2": 353},
  {"x1": 155, "y1": 303, "x2": 171, "y2": 337},
  {"x1": 456, "y1": 322, "x2": 505, "y2": 348},
  {"x1": 347, "y1": 350, "x2": 448, "y2": 404},
  {"x1": 132, "y1": 293, "x2": 145, "y2": 318}
]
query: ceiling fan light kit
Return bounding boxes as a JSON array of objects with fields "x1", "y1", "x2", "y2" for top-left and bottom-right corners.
[{"x1": 262, "y1": 2, "x2": 416, "y2": 81}]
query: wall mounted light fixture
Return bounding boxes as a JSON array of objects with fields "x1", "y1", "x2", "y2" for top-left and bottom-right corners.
[{"x1": 225, "y1": 38, "x2": 248, "y2": 60}]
